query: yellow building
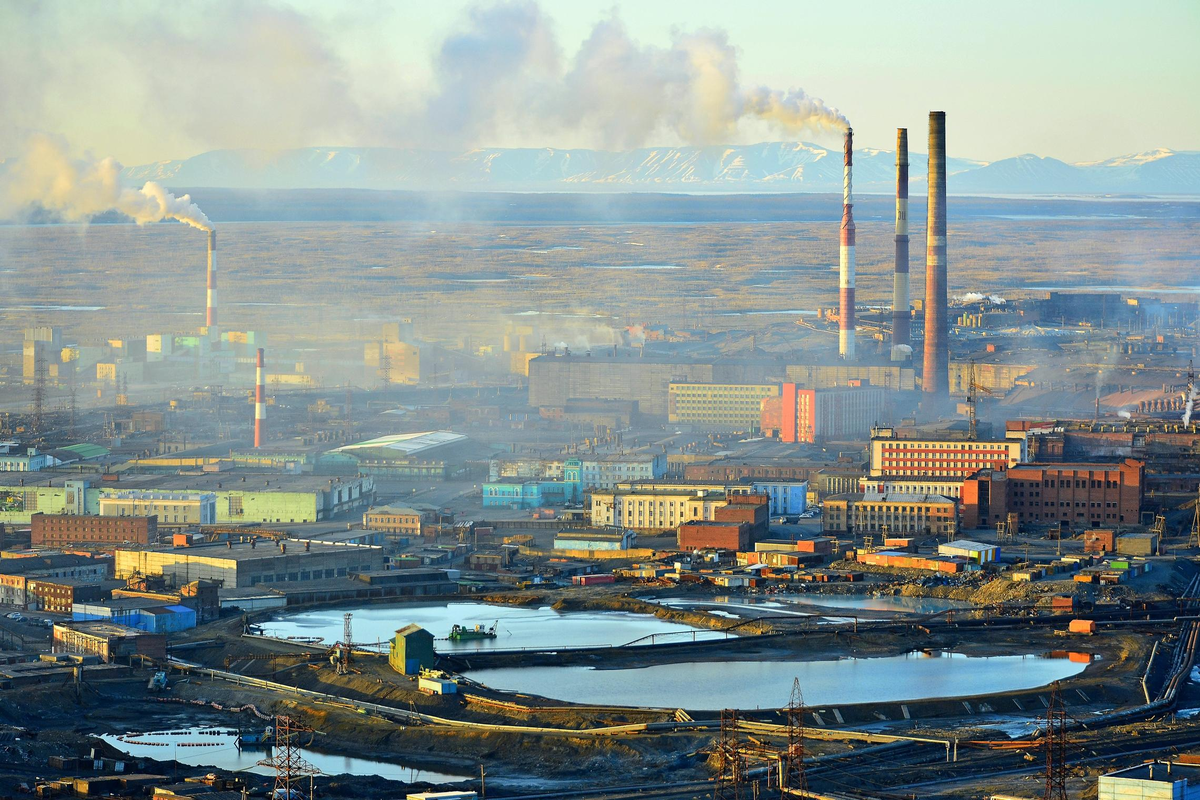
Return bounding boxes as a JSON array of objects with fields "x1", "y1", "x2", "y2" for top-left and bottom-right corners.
[
  {"x1": 590, "y1": 489, "x2": 728, "y2": 532},
  {"x1": 667, "y1": 383, "x2": 780, "y2": 429},
  {"x1": 822, "y1": 492, "x2": 958, "y2": 536},
  {"x1": 948, "y1": 361, "x2": 1036, "y2": 396},
  {"x1": 99, "y1": 491, "x2": 217, "y2": 526}
]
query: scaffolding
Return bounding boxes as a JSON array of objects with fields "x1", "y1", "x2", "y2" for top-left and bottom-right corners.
[{"x1": 714, "y1": 708, "x2": 745, "y2": 800}]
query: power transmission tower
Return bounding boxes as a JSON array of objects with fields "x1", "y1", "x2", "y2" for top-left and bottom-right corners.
[
  {"x1": 258, "y1": 715, "x2": 317, "y2": 800},
  {"x1": 379, "y1": 344, "x2": 391, "y2": 389},
  {"x1": 714, "y1": 708, "x2": 744, "y2": 800},
  {"x1": 780, "y1": 679, "x2": 808, "y2": 795},
  {"x1": 1042, "y1": 683, "x2": 1068, "y2": 800},
  {"x1": 337, "y1": 612, "x2": 353, "y2": 674}
]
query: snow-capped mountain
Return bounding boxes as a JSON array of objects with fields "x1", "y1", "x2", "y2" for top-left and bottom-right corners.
[{"x1": 118, "y1": 144, "x2": 1199, "y2": 194}]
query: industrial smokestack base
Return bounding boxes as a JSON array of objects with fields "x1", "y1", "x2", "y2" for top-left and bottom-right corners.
[
  {"x1": 206, "y1": 229, "x2": 218, "y2": 332},
  {"x1": 838, "y1": 126, "x2": 856, "y2": 361},
  {"x1": 922, "y1": 112, "x2": 948, "y2": 393},
  {"x1": 254, "y1": 347, "x2": 265, "y2": 448},
  {"x1": 891, "y1": 127, "x2": 911, "y2": 362}
]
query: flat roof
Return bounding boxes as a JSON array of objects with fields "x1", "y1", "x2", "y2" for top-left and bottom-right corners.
[
  {"x1": 337, "y1": 430, "x2": 467, "y2": 456},
  {"x1": 117, "y1": 538, "x2": 382, "y2": 562},
  {"x1": 940, "y1": 540, "x2": 998, "y2": 551},
  {"x1": 0, "y1": 471, "x2": 368, "y2": 493},
  {"x1": 54, "y1": 620, "x2": 153, "y2": 637},
  {"x1": 860, "y1": 492, "x2": 956, "y2": 504},
  {"x1": 1103, "y1": 761, "x2": 1200, "y2": 782}
]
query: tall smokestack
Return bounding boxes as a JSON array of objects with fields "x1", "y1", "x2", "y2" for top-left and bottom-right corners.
[
  {"x1": 206, "y1": 230, "x2": 218, "y2": 331},
  {"x1": 891, "y1": 128, "x2": 910, "y2": 360},
  {"x1": 254, "y1": 348, "x2": 265, "y2": 448},
  {"x1": 922, "y1": 112, "x2": 948, "y2": 394},
  {"x1": 838, "y1": 127, "x2": 856, "y2": 361}
]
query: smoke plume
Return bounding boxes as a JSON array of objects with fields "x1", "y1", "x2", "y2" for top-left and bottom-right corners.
[
  {"x1": 0, "y1": 136, "x2": 211, "y2": 230},
  {"x1": 1184, "y1": 384, "x2": 1198, "y2": 426}
]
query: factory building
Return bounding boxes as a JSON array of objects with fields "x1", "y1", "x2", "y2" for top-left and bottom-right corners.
[
  {"x1": 528, "y1": 351, "x2": 779, "y2": 416},
  {"x1": 783, "y1": 363, "x2": 916, "y2": 391},
  {"x1": 26, "y1": 576, "x2": 119, "y2": 614},
  {"x1": 0, "y1": 474, "x2": 375, "y2": 525},
  {"x1": 332, "y1": 431, "x2": 471, "y2": 480},
  {"x1": 1099, "y1": 761, "x2": 1200, "y2": 799},
  {"x1": 823, "y1": 492, "x2": 958, "y2": 537},
  {"x1": 99, "y1": 492, "x2": 216, "y2": 527},
  {"x1": 684, "y1": 461, "x2": 814, "y2": 482},
  {"x1": 868, "y1": 427, "x2": 1025, "y2": 479},
  {"x1": 678, "y1": 521, "x2": 751, "y2": 552},
  {"x1": 32, "y1": 513, "x2": 158, "y2": 547},
  {"x1": 114, "y1": 539, "x2": 387, "y2": 589},
  {"x1": 960, "y1": 459, "x2": 1144, "y2": 530},
  {"x1": 761, "y1": 384, "x2": 886, "y2": 443},
  {"x1": 0, "y1": 445, "x2": 56, "y2": 472},
  {"x1": 667, "y1": 383, "x2": 780, "y2": 430},
  {"x1": 52, "y1": 621, "x2": 166, "y2": 663},
  {"x1": 487, "y1": 453, "x2": 663, "y2": 492}
]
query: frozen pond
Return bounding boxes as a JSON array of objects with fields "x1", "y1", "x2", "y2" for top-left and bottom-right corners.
[
  {"x1": 465, "y1": 651, "x2": 1089, "y2": 710},
  {"x1": 262, "y1": 601, "x2": 724, "y2": 651},
  {"x1": 100, "y1": 728, "x2": 468, "y2": 784}
]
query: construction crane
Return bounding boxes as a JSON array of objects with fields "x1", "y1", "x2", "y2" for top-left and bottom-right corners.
[{"x1": 965, "y1": 360, "x2": 996, "y2": 441}]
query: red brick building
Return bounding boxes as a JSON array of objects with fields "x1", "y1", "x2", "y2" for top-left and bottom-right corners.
[
  {"x1": 683, "y1": 462, "x2": 813, "y2": 482},
  {"x1": 31, "y1": 514, "x2": 157, "y2": 548},
  {"x1": 678, "y1": 521, "x2": 751, "y2": 551},
  {"x1": 961, "y1": 459, "x2": 1143, "y2": 530},
  {"x1": 26, "y1": 576, "x2": 115, "y2": 614},
  {"x1": 713, "y1": 494, "x2": 770, "y2": 540}
]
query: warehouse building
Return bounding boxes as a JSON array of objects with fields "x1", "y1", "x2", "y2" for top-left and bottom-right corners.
[
  {"x1": 52, "y1": 621, "x2": 166, "y2": 663},
  {"x1": 960, "y1": 459, "x2": 1143, "y2": 529},
  {"x1": 0, "y1": 554, "x2": 113, "y2": 608},
  {"x1": 579, "y1": 453, "x2": 667, "y2": 490},
  {"x1": 32, "y1": 513, "x2": 158, "y2": 547},
  {"x1": 1098, "y1": 761, "x2": 1200, "y2": 799},
  {"x1": 937, "y1": 540, "x2": 999, "y2": 564},
  {"x1": 26, "y1": 576, "x2": 121, "y2": 614},
  {"x1": 823, "y1": 492, "x2": 958, "y2": 537},
  {"x1": 668, "y1": 383, "x2": 780, "y2": 430},
  {"x1": 114, "y1": 539, "x2": 387, "y2": 589},
  {"x1": 332, "y1": 431, "x2": 471, "y2": 479},
  {"x1": 678, "y1": 521, "x2": 751, "y2": 552},
  {"x1": 483, "y1": 480, "x2": 575, "y2": 508}
]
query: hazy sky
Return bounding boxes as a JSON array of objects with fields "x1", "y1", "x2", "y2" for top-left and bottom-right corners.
[{"x1": 2, "y1": 0, "x2": 1197, "y2": 165}]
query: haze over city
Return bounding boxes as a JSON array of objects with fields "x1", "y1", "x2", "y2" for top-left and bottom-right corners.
[{"x1": 0, "y1": 2, "x2": 1198, "y2": 799}]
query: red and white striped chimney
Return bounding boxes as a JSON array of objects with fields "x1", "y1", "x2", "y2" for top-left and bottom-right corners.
[
  {"x1": 206, "y1": 230, "x2": 218, "y2": 330},
  {"x1": 254, "y1": 347, "x2": 265, "y2": 448},
  {"x1": 838, "y1": 127, "x2": 856, "y2": 361},
  {"x1": 891, "y1": 128, "x2": 910, "y2": 360}
]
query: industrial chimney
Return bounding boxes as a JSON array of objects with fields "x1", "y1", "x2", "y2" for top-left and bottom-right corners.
[
  {"x1": 254, "y1": 348, "x2": 265, "y2": 448},
  {"x1": 838, "y1": 127, "x2": 856, "y2": 361},
  {"x1": 891, "y1": 128, "x2": 910, "y2": 360},
  {"x1": 922, "y1": 112, "x2": 948, "y2": 394},
  {"x1": 206, "y1": 230, "x2": 218, "y2": 331}
]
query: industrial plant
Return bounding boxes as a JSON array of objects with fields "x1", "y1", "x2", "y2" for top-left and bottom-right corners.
[{"x1": 1, "y1": 23, "x2": 1199, "y2": 798}]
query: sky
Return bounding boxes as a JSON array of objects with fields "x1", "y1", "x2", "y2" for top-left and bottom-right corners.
[{"x1": 1, "y1": 0, "x2": 1198, "y2": 166}]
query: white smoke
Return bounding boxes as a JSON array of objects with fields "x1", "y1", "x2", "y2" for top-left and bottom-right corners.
[
  {"x1": 892, "y1": 344, "x2": 913, "y2": 355},
  {"x1": 956, "y1": 292, "x2": 1007, "y2": 305},
  {"x1": 421, "y1": 6, "x2": 847, "y2": 150},
  {"x1": 1117, "y1": 409, "x2": 1132, "y2": 419},
  {"x1": 0, "y1": 135, "x2": 211, "y2": 230},
  {"x1": 1184, "y1": 384, "x2": 1199, "y2": 426}
]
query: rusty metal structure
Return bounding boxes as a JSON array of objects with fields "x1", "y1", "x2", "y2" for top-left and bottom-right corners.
[
  {"x1": 923, "y1": 111, "x2": 949, "y2": 396},
  {"x1": 1042, "y1": 684, "x2": 1068, "y2": 800},
  {"x1": 714, "y1": 708, "x2": 745, "y2": 800},
  {"x1": 780, "y1": 678, "x2": 808, "y2": 795},
  {"x1": 838, "y1": 127, "x2": 856, "y2": 362},
  {"x1": 259, "y1": 715, "x2": 318, "y2": 799},
  {"x1": 891, "y1": 127, "x2": 910, "y2": 360}
]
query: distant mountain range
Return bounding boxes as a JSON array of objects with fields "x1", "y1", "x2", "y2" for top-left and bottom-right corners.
[{"x1": 114, "y1": 143, "x2": 1198, "y2": 195}]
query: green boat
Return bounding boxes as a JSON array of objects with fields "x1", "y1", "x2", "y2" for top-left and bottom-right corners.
[{"x1": 449, "y1": 621, "x2": 498, "y2": 641}]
